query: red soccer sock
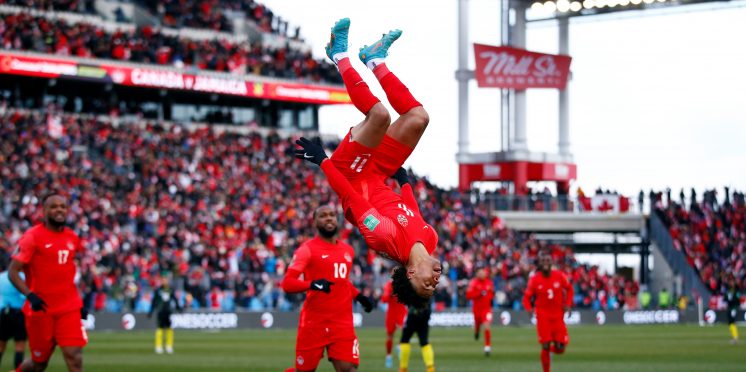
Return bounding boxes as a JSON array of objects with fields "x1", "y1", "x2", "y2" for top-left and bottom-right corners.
[
  {"x1": 541, "y1": 348, "x2": 551, "y2": 372},
  {"x1": 386, "y1": 338, "x2": 393, "y2": 355},
  {"x1": 338, "y1": 58, "x2": 380, "y2": 114},
  {"x1": 373, "y1": 63, "x2": 421, "y2": 115},
  {"x1": 485, "y1": 329, "x2": 491, "y2": 347}
]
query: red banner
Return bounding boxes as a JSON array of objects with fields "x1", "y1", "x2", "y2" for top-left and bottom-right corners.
[
  {"x1": 0, "y1": 52, "x2": 351, "y2": 105},
  {"x1": 473, "y1": 44, "x2": 572, "y2": 89}
]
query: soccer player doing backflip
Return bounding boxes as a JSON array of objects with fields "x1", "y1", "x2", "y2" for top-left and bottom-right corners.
[
  {"x1": 522, "y1": 252, "x2": 574, "y2": 372},
  {"x1": 295, "y1": 17, "x2": 441, "y2": 309}
]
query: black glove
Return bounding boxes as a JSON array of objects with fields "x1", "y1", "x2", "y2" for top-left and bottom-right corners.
[
  {"x1": 392, "y1": 167, "x2": 409, "y2": 186},
  {"x1": 355, "y1": 294, "x2": 374, "y2": 313},
  {"x1": 294, "y1": 137, "x2": 328, "y2": 166},
  {"x1": 81, "y1": 308, "x2": 89, "y2": 320},
  {"x1": 309, "y1": 279, "x2": 334, "y2": 294},
  {"x1": 27, "y1": 293, "x2": 47, "y2": 312}
]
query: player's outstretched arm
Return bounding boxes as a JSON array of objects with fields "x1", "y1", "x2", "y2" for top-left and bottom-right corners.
[
  {"x1": 294, "y1": 137, "x2": 328, "y2": 166},
  {"x1": 522, "y1": 279, "x2": 535, "y2": 313}
]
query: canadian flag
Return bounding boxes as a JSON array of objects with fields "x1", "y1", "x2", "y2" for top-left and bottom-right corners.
[{"x1": 47, "y1": 114, "x2": 64, "y2": 139}]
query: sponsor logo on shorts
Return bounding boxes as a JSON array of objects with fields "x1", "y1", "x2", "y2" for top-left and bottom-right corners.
[
  {"x1": 363, "y1": 215, "x2": 380, "y2": 231},
  {"x1": 33, "y1": 351, "x2": 42, "y2": 357},
  {"x1": 297, "y1": 356, "x2": 304, "y2": 366}
]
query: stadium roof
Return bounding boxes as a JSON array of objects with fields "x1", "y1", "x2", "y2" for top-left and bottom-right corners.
[{"x1": 525, "y1": 0, "x2": 737, "y2": 21}]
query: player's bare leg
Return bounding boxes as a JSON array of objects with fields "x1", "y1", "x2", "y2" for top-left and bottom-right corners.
[
  {"x1": 330, "y1": 359, "x2": 357, "y2": 372},
  {"x1": 326, "y1": 18, "x2": 391, "y2": 148},
  {"x1": 17, "y1": 359, "x2": 49, "y2": 372},
  {"x1": 60, "y1": 346, "x2": 83, "y2": 372},
  {"x1": 359, "y1": 30, "x2": 429, "y2": 150},
  {"x1": 553, "y1": 342, "x2": 566, "y2": 354},
  {"x1": 385, "y1": 331, "x2": 396, "y2": 368}
]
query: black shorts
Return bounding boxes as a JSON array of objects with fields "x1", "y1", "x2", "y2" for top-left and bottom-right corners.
[
  {"x1": 156, "y1": 312, "x2": 172, "y2": 329},
  {"x1": 728, "y1": 309, "x2": 737, "y2": 324},
  {"x1": 0, "y1": 308, "x2": 27, "y2": 342},
  {"x1": 400, "y1": 307, "x2": 431, "y2": 346}
]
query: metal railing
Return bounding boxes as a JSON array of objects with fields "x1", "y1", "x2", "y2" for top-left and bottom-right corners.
[{"x1": 648, "y1": 213, "x2": 711, "y2": 305}]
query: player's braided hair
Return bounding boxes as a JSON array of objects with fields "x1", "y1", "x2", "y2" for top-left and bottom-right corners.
[{"x1": 391, "y1": 265, "x2": 430, "y2": 310}]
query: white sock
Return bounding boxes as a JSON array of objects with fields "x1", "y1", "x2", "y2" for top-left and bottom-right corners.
[
  {"x1": 332, "y1": 52, "x2": 348, "y2": 65},
  {"x1": 366, "y1": 58, "x2": 385, "y2": 70}
]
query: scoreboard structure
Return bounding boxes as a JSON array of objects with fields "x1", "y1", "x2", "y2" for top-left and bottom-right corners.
[{"x1": 454, "y1": 0, "x2": 738, "y2": 193}]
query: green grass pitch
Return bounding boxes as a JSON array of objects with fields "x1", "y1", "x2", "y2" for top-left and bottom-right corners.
[{"x1": 14, "y1": 325, "x2": 746, "y2": 371}]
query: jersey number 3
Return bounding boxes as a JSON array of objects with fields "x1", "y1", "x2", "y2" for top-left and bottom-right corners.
[{"x1": 333, "y1": 263, "x2": 348, "y2": 279}]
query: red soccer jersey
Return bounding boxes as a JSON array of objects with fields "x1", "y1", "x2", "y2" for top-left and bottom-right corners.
[
  {"x1": 319, "y1": 161, "x2": 438, "y2": 265},
  {"x1": 522, "y1": 270, "x2": 574, "y2": 320},
  {"x1": 382, "y1": 281, "x2": 407, "y2": 319},
  {"x1": 466, "y1": 277, "x2": 495, "y2": 315},
  {"x1": 285, "y1": 237, "x2": 360, "y2": 329},
  {"x1": 13, "y1": 224, "x2": 83, "y2": 315}
]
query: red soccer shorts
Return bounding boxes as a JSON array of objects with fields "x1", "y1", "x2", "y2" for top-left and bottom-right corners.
[
  {"x1": 295, "y1": 327, "x2": 359, "y2": 371},
  {"x1": 386, "y1": 309, "x2": 407, "y2": 334},
  {"x1": 536, "y1": 316, "x2": 569, "y2": 345},
  {"x1": 474, "y1": 311, "x2": 493, "y2": 325},
  {"x1": 330, "y1": 130, "x2": 413, "y2": 181},
  {"x1": 26, "y1": 310, "x2": 88, "y2": 363}
]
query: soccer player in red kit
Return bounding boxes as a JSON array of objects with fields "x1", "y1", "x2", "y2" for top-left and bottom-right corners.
[
  {"x1": 294, "y1": 17, "x2": 441, "y2": 309},
  {"x1": 465, "y1": 264, "x2": 494, "y2": 356},
  {"x1": 282, "y1": 205, "x2": 374, "y2": 372},
  {"x1": 522, "y1": 253, "x2": 574, "y2": 372},
  {"x1": 381, "y1": 280, "x2": 407, "y2": 368},
  {"x1": 8, "y1": 193, "x2": 87, "y2": 372}
]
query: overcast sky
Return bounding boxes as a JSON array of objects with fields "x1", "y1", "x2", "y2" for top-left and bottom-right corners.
[{"x1": 262, "y1": 0, "x2": 746, "y2": 196}]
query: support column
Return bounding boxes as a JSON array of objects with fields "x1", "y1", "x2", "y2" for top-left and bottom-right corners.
[
  {"x1": 500, "y1": 0, "x2": 510, "y2": 152},
  {"x1": 558, "y1": 16, "x2": 571, "y2": 156},
  {"x1": 511, "y1": 1, "x2": 528, "y2": 152},
  {"x1": 457, "y1": 0, "x2": 470, "y2": 157}
]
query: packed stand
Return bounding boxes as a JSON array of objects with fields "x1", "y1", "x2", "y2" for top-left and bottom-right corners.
[
  {"x1": 0, "y1": 13, "x2": 342, "y2": 84},
  {"x1": 0, "y1": 0, "x2": 95, "y2": 13},
  {"x1": 655, "y1": 187, "x2": 746, "y2": 306},
  {"x1": 0, "y1": 108, "x2": 638, "y2": 313}
]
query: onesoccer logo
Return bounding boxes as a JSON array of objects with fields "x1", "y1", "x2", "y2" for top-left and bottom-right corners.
[
  {"x1": 363, "y1": 214, "x2": 380, "y2": 231},
  {"x1": 704, "y1": 310, "x2": 717, "y2": 324},
  {"x1": 500, "y1": 311, "x2": 511, "y2": 326},
  {"x1": 261, "y1": 312, "x2": 274, "y2": 328},
  {"x1": 596, "y1": 311, "x2": 606, "y2": 325}
]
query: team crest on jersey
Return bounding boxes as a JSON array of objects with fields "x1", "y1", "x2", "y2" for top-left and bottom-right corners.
[
  {"x1": 363, "y1": 214, "x2": 380, "y2": 231},
  {"x1": 67, "y1": 242, "x2": 74, "y2": 250},
  {"x1": 554, "y1": 282, "x2": 560, "y2": 288},
  {"x1": 397, "y1": 214, "x2": 409, "y2": 227},
  {"x1": 344, "y1": 253, "x2": 352, "y2": 263}
]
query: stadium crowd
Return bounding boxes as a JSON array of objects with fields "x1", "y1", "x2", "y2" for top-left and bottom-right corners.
[
  {"x1": 0, "y1": 108, "x2": 640, "y2": 314},
  {"x1": 655, "y1": 187, "x2": 746, "y2": 306},
  {"x1": 0, "y1": 13, "x2": 342, "y2": 84},
  {"x1": 0, "y1": 0, "x2": 95, "y2": 13}
]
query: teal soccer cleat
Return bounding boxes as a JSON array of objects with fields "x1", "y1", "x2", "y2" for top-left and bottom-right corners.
[
  {"x1": 358, "y1": 29, "x2": 402, "y2": 65},
  {"x1": 325, "y1": 18, "x2": 351, "y2": 62}
]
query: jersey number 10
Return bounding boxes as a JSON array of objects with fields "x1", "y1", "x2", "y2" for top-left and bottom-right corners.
[{"x1": 333, "y1": 263, "x2": 348, "y2": 279}]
